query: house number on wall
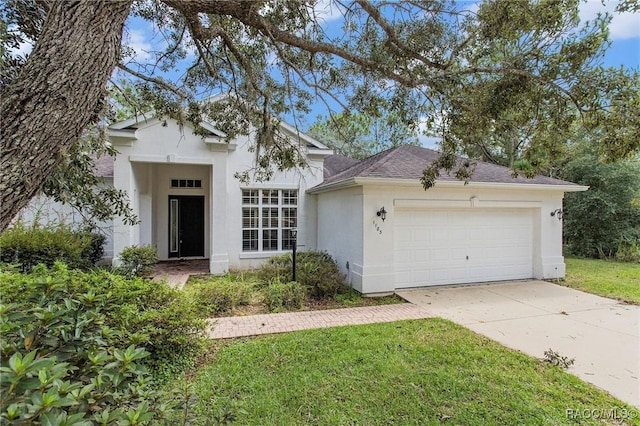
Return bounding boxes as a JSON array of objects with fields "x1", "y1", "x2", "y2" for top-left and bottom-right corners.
[{"x1": 372, "y1": 220, "x2": 383, "y2": 235}]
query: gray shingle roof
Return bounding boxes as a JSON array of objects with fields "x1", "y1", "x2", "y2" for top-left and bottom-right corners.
[
  {"x1": 314, "y1": 144, "x2": 578, "y2": 190},
  {"x1": 324, "y1": 154, "x2": 360, "y2": 178}
]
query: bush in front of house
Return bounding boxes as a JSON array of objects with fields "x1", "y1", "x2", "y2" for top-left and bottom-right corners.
[
  {"x1": 0, "y1": 262, "x2": 206, "y2": 381},
  {"x1": 0, "y1": 263, "x2": 208, "y2": 424},
  {"x1": 117, "y1": 244, "x2": 158, "y2": 277},
  {"x1": 264, "y1": 280, "x2": 306, "y2": 312},
  {"x1": 185, "y1": 277, "x2": 255, "y2": 316},
  {"x1": 257, "y1": 251, "x2": 348, "y2": 299},
  {"x1": 0, "y1": 222, "x2": 105, "y2": 271},
  {"x1": 84, "y1": 231, "x2": 107, "y2": 265},
  {"x1": 255, "y1": 253, "x2": 291, "y2": 287}
]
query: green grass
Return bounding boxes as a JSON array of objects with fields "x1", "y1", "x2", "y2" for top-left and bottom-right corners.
[
  {"x1": 189, "y1": 319, "x2": 638, "y2": 425},
  {"x1": 563, "y1": 257, "x2": 640, "y2": 304}
]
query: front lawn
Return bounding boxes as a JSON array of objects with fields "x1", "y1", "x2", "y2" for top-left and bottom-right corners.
[
  {"x1": 189, "y1": 319, "x2": 638, "y2": 425},
  {"x1": 563, "y1": 257, "x2": 640, "y2": 304}
]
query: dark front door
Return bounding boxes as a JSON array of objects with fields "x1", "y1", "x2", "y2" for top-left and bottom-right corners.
[{"x1": 169, "y1": 196, "x2": 205, "y2": 258}]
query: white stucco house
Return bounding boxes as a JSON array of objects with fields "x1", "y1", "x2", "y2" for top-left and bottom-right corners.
[{"x1": 19, "y1": 104, "x2": 588, "y2": 295}]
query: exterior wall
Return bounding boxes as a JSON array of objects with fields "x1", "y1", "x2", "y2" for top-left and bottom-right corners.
[
  {"x1": 315, "y1": 187, "x2": 365, "y2": 291},
  {"x1": 534, "y1": 192, "x2": 566, "y2": 279},
  {"x1": 113, "y1": 158, "x2": 138, "y2": 263},
  {"x1": 320, "y1": 182, "x2": 566, "y2": 294},
  {"x1": 110, "y1": 118, "x2": 326, "y2": 272}
]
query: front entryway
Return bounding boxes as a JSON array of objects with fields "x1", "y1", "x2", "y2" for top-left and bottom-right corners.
[{"x1": 168, "y1": 195, "x2": 205, "y2": 258}]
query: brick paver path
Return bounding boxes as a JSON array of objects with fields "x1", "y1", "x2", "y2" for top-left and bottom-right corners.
[{"x1": 207, "y1": 303, "x2": 432, "y2": 339}]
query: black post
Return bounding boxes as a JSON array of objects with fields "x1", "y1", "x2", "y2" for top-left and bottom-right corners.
[{"x1": 292, "y1": 233, "x2": 297, "y2": 282}]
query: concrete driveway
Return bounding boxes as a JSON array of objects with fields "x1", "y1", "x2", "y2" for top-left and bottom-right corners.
[{"x1": 397, "y1": 280, "x2": 639, "y2": 407}]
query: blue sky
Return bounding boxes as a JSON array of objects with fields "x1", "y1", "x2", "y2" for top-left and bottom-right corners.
[{"x1": 578, "y1": 0, "x2": 640, "y2": 67}]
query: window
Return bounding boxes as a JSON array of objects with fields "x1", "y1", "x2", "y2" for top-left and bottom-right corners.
[
  {"x1": 171, "y1": 179, "x2": 202, "y2": 188},
  {"x1": 242, "y1": 189, "x2": 297, "y2": 252},
  {"x1": 170, "y1": 199, "x2": 179, "y2": 253}
]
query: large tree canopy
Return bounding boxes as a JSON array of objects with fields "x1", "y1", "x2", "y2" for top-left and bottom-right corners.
[{"x1": 1, "y1": 0, "x2": 638, "y2": 231}]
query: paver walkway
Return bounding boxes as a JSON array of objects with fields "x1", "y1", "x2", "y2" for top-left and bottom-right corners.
[
  {"x1": 207, "y1": 304, "x2": 432, "y2": 339},
  {"x1": 152, "y1": 260, "x2": 209, "y2": 289}
]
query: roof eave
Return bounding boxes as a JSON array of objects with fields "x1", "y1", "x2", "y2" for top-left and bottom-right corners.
[
  {"x1": 307, "y1": 178, "x2": 359, "y2": 194},
  {"x1": 107, "y1": 128, "x2": 138, "y2": 145},
  {"x1": 429, "y1": 179, "x2": 589, "y2": 192},
  {"x1": 308, "y1": 148, "x2": 334, "y2": 158},
  {"x1": 109, "y1": 111, "x2": 156, "y2": 129},
  {"x1": 279, "y1": 121, "x2": 329, "y2": 150},
  {"x1": 308, "y1": 176, "x2": 589, "y2": 194}
]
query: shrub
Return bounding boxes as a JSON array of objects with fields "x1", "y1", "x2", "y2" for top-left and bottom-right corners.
[
  {"x1": 264, "y1": 280, "x2": 306, "y2": 312},
  {"x1": 257, "y1": 251, "x2": 348, "y2": 299},
  {"x1": 615, "y1": 237, "x2": 640, "y2": 263},
  {"x1": 255, "y1": 254, "x2": 292, "y2": 287},
  {"x1": 82, "y1": 231, "x2": 106, "y2": 265},
  {"x1": 118, "y1": 245, "x2": 158, "y2": 277},
  {"x1": 185, "y1": 278, "x2": 254, "y2": 316},
  {"x1": 0, "y1": 223, "x2": 105, "y2": 271},
  {"x1": 0, "y1": 263, "x2": 206, "y2": 380},
  {"x1": 297, "y1": 251, "x2": 348, "y2": 298},
  {"x1": 0, "y1": 278, "x2": 177, "y2": 424}
]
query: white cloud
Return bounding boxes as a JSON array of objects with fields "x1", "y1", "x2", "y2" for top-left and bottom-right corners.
[
  {"x1": 12, "y1": 41, "x2": 33, "y2": 57},
  {"x1": 462, "y1": 1, "x2": 480, "y2": 15},
  {"x1": 417, "y1": 116, "x2": 443, "y2": 150},
  {"x1": 418, "y1": 134, "x2": 441, "y2": 150},
  {"x1": 579, "y1": 0, "x2": 640, "y2": 40},
  {"x1": 310, "y1": 0, "x2": 345, "y2": 23},
  {"x1": 124, "y1": 28, "x2": 154, "y2": 63}
]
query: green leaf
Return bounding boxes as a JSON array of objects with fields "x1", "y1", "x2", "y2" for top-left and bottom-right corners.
[{"x1": 40, "y1": 411, "x2": 61, "y2": 426}]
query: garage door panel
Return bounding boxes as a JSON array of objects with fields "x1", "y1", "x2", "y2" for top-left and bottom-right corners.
[
  {"x1": 429, "y1": 250, "x2": 451, "y2": 262},
  {"x1": 394, "y1": 208, "x2": 533, "y2": 288},
  {"x1": 430, "y1": 269, "x2": 453, "y2": 284},
  {"x1": 467, "y1": 228, "x2": 487, "y2": 241},
  {"x1": 449, "y1": 228, "x2": 466, "y2": 241},
  {"x1": 411, "y1": 249, "x2": 429, "y2": 262},
  {"x1": 508, "y1": 245, "x2": 532, "y2": 257},
  {"x1": 396, "y1": 271, "x2": 412, "y2": 284},
  {"x1": 395, "y1": 228, "x2": 413, "y2": 243},
  {"x1": 483, "y1": 247, "x2": 503, "y2": 260},
  {"x1": 467, "y1": 266, "x2": 492, "y2": 280}
]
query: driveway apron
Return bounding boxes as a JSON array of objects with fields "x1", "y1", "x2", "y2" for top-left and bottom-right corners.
[{"x1": 398, "y1": 280, "x2": 639, "y2": 408}]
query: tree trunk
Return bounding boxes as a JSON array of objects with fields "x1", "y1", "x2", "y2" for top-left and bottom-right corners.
[{"x1": 0, "y1": 0, "x2": 133, "y2": 232}]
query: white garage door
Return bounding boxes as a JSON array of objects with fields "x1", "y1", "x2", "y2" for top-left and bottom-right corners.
[{"x1": 394, "y1": 208, "x2": 533, "y2": 288}]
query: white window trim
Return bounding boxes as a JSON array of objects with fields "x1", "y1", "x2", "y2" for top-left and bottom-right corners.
[
  {"x1": 239, "y1": 251, "x2": 291, "y2": 259},
  {"x1": 170, "y1": 178, "x2": 203, "y2": 189},
  {"x1": 241, "y1": 189, "x2": 297, "y2": 253}
]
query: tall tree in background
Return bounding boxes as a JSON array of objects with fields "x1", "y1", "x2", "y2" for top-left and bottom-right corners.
[
  {"x1": 1, "y1": 0, "x2": 639, "y2": 231},
  {"x1": 308, "y1": 111, "x2": 419, "y2": 159},
  {"x1": 562, "y1": 151, "x2": 640, "y2": 260}
]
